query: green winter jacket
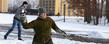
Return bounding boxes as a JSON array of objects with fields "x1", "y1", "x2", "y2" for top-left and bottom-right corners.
[{"x1": 22, "y1": 17, "x2": 63, "y2": 44}]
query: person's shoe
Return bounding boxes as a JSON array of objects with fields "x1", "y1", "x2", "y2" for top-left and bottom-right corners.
[
  {"x1": 4, "y1": 35, "x2": 7, "y2": 40},
  {"x1": 18, "y1": 38, "x2": 23, "y2": 40}
]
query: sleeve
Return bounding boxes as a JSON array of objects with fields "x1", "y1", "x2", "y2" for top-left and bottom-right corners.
[
  {"x1": 51, "y1": 18, "x2": 67, "y2": 35},
  {"x1": 22, "y1": 20, "x2": 36, "y2": 29}
]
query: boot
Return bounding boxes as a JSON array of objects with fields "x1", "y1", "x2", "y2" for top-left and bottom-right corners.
[
  {"x1": 4, "y1": 35, "x2": 7, "y2": 39},
  {"x1": 18, "y1": 38, "x2": 23, "y2": 40}
]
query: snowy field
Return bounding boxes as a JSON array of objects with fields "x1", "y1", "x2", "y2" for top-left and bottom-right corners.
[{"x1": 0, "y1": 13, "x2": 109, "y2": 44}]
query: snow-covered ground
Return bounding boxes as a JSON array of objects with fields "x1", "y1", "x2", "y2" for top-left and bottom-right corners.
[{"x1": 0, "y1": 13, "x2": 109, "y2": 44}]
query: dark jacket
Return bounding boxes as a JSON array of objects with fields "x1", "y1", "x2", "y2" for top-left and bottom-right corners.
[{"x1": 22, "y1": 17, "x2": 65, "y2": 44}]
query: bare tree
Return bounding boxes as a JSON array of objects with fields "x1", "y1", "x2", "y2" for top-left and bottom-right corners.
[{"x1": 84, "y1": 0, "x2": 92, "y2": 24}]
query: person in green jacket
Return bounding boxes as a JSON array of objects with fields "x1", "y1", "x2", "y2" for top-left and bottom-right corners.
[{"x1": 20, "y1": 8, "x2": 68, "y2": 44}]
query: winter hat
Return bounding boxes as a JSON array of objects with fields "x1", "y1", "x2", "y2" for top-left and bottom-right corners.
[
  {"x1": 23, "y1": 1, "x2": 28, "y2": 5},
  {"x1": 38, "y1": 8, "x2": 46, "y2": 13},
  {"x1": 21, "y1": 1, "x2": 28, "y2": 7}
]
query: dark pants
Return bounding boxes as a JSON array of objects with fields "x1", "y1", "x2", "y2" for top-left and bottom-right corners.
[{"x1": 5, "y1": 19, "x2": 21, "y2": 39}]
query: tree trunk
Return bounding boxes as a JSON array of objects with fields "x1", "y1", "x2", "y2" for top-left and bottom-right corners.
[
  {"x1": 84, "y1": 0, "x2": 92, "y2": 24},
  {"x1": 105, "y1": 0, "x2": 109, "y2": 23}
]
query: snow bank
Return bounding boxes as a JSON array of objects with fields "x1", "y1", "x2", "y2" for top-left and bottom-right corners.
[{"x1": 0, "y1": 13, "x2": 109, "y2": 44}]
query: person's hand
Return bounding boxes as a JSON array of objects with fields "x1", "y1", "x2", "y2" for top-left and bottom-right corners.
[
  {"x1": 61, "y1": 32, "x2": 68, "y2": 37},
  {"x1": 62, "y1": 33, "x2": 73, "y2": 40},
  {"x1": 20, "y1": 14, "x2": 27, "y2": 23},
  {"x1": 61, "y1": 32, "x2": 75, "y2": 40}
]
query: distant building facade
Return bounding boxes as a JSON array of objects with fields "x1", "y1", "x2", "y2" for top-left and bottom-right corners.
[
  {"x1": 39, "y1": 0, "x2": 55, "y2": 16},
  {"x1": 0, "y1": 0, "x2": 84, "y2": 16},
  {"x1": 0, "y1": 0, "x2": 8, "y2": 12},
  {"x1": 55, "y1": 0, "x2": 85, "y2": 16}
]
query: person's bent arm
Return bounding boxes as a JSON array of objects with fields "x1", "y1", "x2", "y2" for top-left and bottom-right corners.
[
  {"x1": 22, "y1": 20, "x2": 36, "y2": 29},
  {"x1": 20, "y1": 16, "x2": 36, "y2": 29}
]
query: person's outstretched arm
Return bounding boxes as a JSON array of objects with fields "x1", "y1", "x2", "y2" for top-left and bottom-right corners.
[
  {"x1": 50, "y1": 18, "x2": 67, "y2": 37},
  {"x1": 20, "y1": 16, "x2": 36, "y2": 29}
]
